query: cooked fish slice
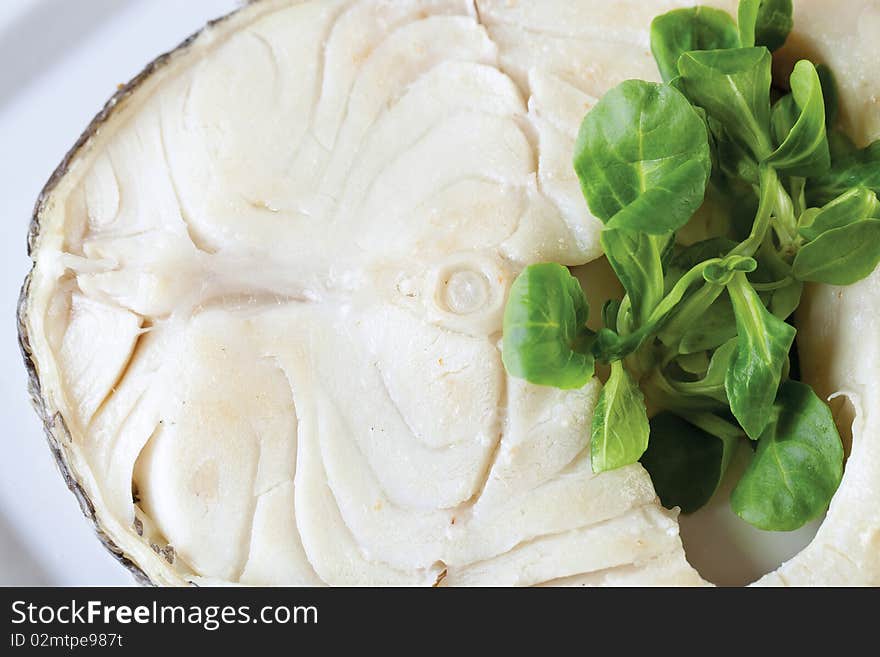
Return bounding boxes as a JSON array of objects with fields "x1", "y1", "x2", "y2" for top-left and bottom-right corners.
[{"x1": 19, "y1": 0, "x2": 880, "y2": 586}]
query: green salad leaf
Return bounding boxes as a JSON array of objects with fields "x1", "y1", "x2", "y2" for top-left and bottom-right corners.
[
  {"x1": 714, "y1": 125, "x2": 762, "y2": 185},
  {"x1": 767, "y1": 280, "x2": 803, "y2": 320},
  {"x1": 736, "y1": 0, "x2": 759, "y2": 48},
  {"x1": 502, "y1": 264, "x2": 595, "y2": 389},
  {"x1": 725, "y1": 272, "x2": 796, "y2": 439},
  {"x1": 737, "y1": 0, "x2": 793, "y2": 52},
  {"x1": 731, "y1": 380, "x2": 844, "y2": 530},
  {"x1": 816, "y1": 64, "x2": 839, "y2": 127},
  {"x1": 766, "y1": 60, "x2": 830, "y2": 177},
  {"x1": 650, "y1": 7, "x2": 741, "y2": 83},
  {"x1": 641, "y1": 412, "x2": 737, "y2": 513},
  {"x1": 808, "y1": 139, "x2": 880, "y2": 206},
  {"x1": 601, "y1": 300, "x2": 622, "y2": 334},
  {"x1": 676, "y1": 350, "x2": 711, "y2": 375},
  {"x1": 677, "y1": 47, "x2": 774, "y2": 160},
  {"x1": 670, "y1": 338, "x2": 737, "y2": 403},
  {"x1": 601, "y1": 229, "x2": 665, "y2": 325},
  {"x1": 793, "y1": 220, "x2": 880, "y2": 285},
  {"x1": 798, "y1": 186, "x2": 880, "y2": 241},
  {"x1": 678, "y1": 296, "x2": 737, "y2": 353},
  {"x1": 591, "y1": 361, "x2": 650, "y2": 472},
  {"x1": 573, "y1": 80, "x2": 711, "y2": 234}
]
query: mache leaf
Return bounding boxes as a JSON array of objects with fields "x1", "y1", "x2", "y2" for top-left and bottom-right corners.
[
  {"x1": 738, "y1": 0, "x2": 793, "y2": 51},
  {"x1": 793, "y1": 220, "x2": 880, "y2": 285},
  {"x1": 714, "y1": 124, "x2": 761, "y2": 185},
  {"x1": 807, "y1": 138, "x2": 880, "y2": 206},
  {"x1": 798, "y1": 186, "x2": 880, "y2": 241},
  {"x1": 650, "y1": 7, "x2": 741, "y2": 83},
  {"x1": 601, "y1": 299, "x2": 622, "y2": 332},
  {"x1": 591, "y1": 361, "x2": 650, "y2": 473},
  {"x1": 731, "y1": 380, "x2": 843, "y2": 531},
  {"x1": 679, "y1": 296, "x2": 737, "y2": 353},
  {"x1": 574, "y1": 80, "x2": 711, "y2": 235},
  {"x1": 601, "y1": 229, "x2": 665, "y2": 326},
  {"x1": 671, "y1": 338, "x2": 737, "y2": 403},
  {"x1": 641, "y1": 412, "x2": 737, "y2": 514},
  {"x1": 766, "y1": 60, "x2": 830, "y2": 178},
  {"x1": 676, "y1": 350, "x2": 711, "y2": 375},
  {"x1": 768, "y1": 280, "x2": 803, "y2": 320},
  {"x1": 677, "y1": 47, "x2": 774, "y2": 161},
  {"x1": 816, "y1": 63, "x2": 839, "y2": 127},
  {"x1": 502, "y1": 263, "x2": 595, "y2": 389},
  {"x1": 725, "y1": 272, "x2": 796, "y2": 439}
]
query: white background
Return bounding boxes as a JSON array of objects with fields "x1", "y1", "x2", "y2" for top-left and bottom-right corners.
[{"x1": 0, "y1": 0, "x2": 240, "y2": 586}]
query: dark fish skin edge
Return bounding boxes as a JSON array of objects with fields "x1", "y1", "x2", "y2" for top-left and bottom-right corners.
[{"x1": 16, "y1": 0, "x2": 264, "y2": 587}]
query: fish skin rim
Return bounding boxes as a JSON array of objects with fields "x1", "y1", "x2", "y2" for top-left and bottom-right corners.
[{"x1": 16, "y1": 0, "x2": 261, "y2": 588}]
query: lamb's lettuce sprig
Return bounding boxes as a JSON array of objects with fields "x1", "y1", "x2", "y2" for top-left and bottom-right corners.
[{"x1": 501, "y1": 0, "x2": 880, "y2": 531}]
